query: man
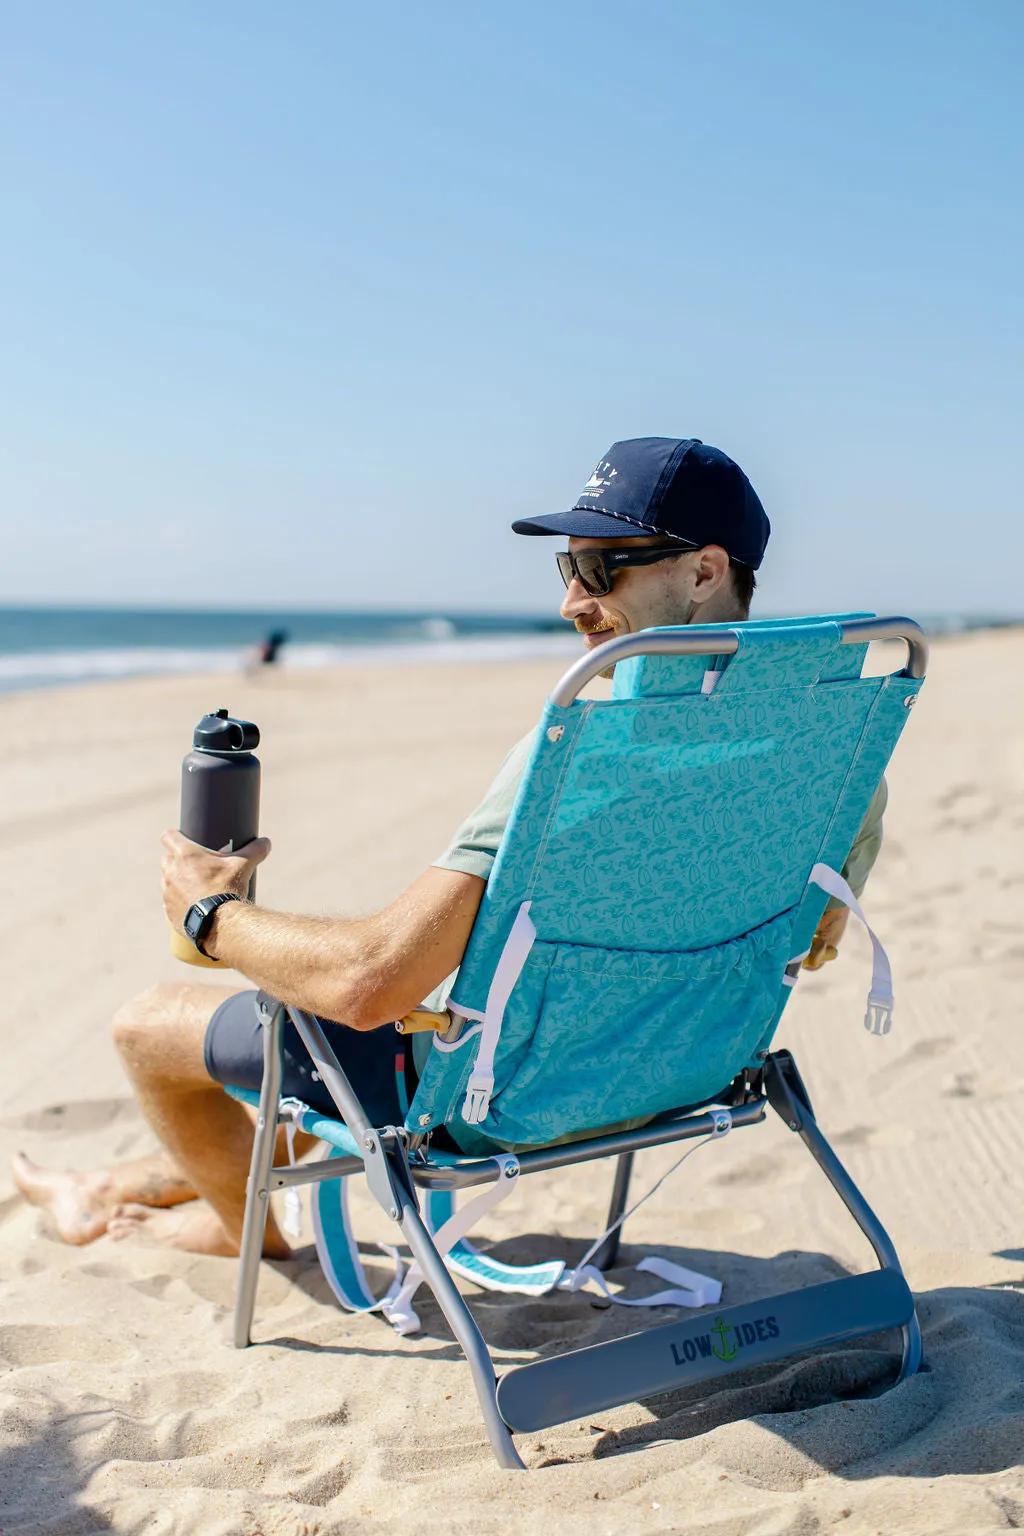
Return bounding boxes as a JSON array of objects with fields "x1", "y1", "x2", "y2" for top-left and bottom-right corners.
[{"x1": 13, "y1": 437, "x2": 876, "y2": 1257}]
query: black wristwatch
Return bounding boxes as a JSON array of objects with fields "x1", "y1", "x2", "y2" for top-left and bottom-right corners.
[{"x1": 182, "y1": 893, "x2": 242, "y2": 958}]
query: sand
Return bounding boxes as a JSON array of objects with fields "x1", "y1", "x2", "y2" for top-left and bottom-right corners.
[{"x1": 0, "y1": 632, "x2": 1022, "y2": 1535}]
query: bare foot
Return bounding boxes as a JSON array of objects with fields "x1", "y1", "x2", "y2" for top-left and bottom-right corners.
[
  {"x1": 12, "y1": 1153, "x2": 120, "y2": 1245},
  {"x1": 107, "y1": 1201, "x2": 243, "y2": 1256}
]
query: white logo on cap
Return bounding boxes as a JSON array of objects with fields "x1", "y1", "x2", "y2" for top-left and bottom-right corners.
[{"x1": 579, "y1": 461, "x2": 618, "y2": 500}]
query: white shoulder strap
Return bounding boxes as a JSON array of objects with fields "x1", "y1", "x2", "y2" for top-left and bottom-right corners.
[
  {"x1": 383, "y1": 1153, "x2": 525, "y2": 1335},
  {"x1": 807, "y1": 863, "x2": 894, "y2": 1034},
  {"x1": 453, "y1": 900, "x2": 537, "y2": 1125}
]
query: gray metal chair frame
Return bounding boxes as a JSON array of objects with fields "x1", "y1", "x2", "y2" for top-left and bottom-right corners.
[{"x1": 232, "y1": 620, "x2": 928, "y2": 1471}]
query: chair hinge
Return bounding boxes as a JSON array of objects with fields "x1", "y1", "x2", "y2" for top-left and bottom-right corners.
[
  {"x1": 763, "y1": 1050, "x2": 815, "y2": 1132},
  {"x1": 361, "y1": 1126, "x2": 418, "y2": 1221}
]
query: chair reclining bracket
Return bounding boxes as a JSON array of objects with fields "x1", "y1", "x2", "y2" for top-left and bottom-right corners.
[
  {"x1": 361, "y1": 1126, "x2": 419, "y2": 1221},
  {"x1": 723, "y1": 1065, "x2": 767, "y2": 1107},
  {"x1": 764, "y1": 1049, "x2": 814, "y2": 1132}
]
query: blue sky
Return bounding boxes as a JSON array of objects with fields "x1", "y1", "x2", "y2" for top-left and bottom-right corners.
[{"x1": 1, "y1": 1, "x2": 1020, "y2": 616}]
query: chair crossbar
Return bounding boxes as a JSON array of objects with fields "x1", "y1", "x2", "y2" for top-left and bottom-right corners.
[
  {"x1": 406, "y1": 1097, "x2": 767, "y2": 1190},
  {"x1": 496, "y1": 1268, "x2": 916, "y2": 1434},
  {"x1": 244, "y1": 1088, "x2": 768, "y2": 1195},
  {"x1": 268, "y1": 1158, "x2": 363, "y2": 1190}
]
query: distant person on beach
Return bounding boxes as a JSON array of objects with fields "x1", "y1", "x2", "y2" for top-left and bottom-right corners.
[
  {"x1": 13, "y1": 438, "x2": 881, "y2": 1256},
  {"x1": 245, "y1": 628, "x2": 289, "y2": 676}
]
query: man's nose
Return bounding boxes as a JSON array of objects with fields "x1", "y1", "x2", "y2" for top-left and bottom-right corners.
[{"x1": 559, "y1": 579, "x2": 601, "y2": 624}]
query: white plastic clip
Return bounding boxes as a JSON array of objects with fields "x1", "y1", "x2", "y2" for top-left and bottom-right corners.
[
  {"x1": 864, "y1": 994, "x2": 893, "y2": 1036},
  {"x1": 462, "y1": 1070, "x2": 495, "y2": 1125},
  {"x1": 711, "y1": 1109, "x2": 732, "y2": 1137},
  {"x1": 283, "y1": 1121, "x2": 303, "y2": 1238}
]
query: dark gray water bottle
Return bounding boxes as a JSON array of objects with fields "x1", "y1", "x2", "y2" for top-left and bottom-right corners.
[{"x1": 170, "y1": 708, "x2": 261, "y2": 967}]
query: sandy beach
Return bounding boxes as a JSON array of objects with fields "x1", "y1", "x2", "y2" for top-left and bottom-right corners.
[{"x1": 1, "y1": 631, "x2": 1022, "y2": 1535}]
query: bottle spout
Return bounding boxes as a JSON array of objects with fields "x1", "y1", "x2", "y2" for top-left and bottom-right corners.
[{"x1": 192, "y1": 712, "x2": 260, "y2": 753}]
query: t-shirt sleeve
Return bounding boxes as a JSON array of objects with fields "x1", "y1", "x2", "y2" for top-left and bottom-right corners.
[
  {"x1": 431, "y1": 730, "x2": 536, "y2": 881},
  {"x1": 833, "y1": 776, "x2": 887, "y2": 908}
]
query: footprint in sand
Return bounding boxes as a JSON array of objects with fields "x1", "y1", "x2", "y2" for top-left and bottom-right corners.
[
  {"x1": 823, "y1": 1123, "x2": 915, "y2": 1149},
  {"x1": 884, "y1": 1037, "x2": 956, "y2": 1076},
  {"x1": 865, "y1": 1125, "x2": 916, "y2": 1148},
  {"x1": 78, "y1": 1261, "x2": 175, "y2": 1301},
  {"x1": 0, "y1": 1097, "x2": 140, "y2": 1136},
  {"x1": 0, "y1": 1322, "x2": 130, "y2": 1369},
  {"x1": 935, "y1": 784, "x2": 1000, "y2": 830},
  {"x1": 279, "y1": 1464, "x2": 348, "y2": 1506},
  {"x1": 126, "y1": 1273, "x2": 176, "y2": 1300},
  {"x1": 832, "y1": 1125, "x2": 873, "y2": 1147},
  {"x1": 77, "y1": 1259, "x2": 123, "y2": 1281},
  {"x1": 93, "y1": 1408, "x2": 216, "y2": 1463},
  {"x1": 125, "y1": 1370, "x2": 239, "y2": 1415},
  {"x1": 714, "y1": 1154, "x2": 794, "y2": 1188}
]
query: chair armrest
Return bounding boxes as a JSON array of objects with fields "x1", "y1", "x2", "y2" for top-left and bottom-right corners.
[{"x1": 396, "y1": 1009, "x2": 452, "y2": 1034}]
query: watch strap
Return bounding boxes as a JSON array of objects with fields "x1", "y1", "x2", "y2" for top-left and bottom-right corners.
[{"x1": 185, "y1": 892, "x2": 242, "y2": 958}]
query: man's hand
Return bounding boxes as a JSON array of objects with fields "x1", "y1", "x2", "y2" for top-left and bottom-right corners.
[
  {"x1": 802, "y1": 906, "x2": 849, "y2": 971},
  {"x1": 160, "y1": 830, "x2": 272, "y2": 933}
]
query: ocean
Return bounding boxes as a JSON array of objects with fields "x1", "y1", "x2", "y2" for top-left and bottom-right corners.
[
  {"x1": 0, "y1": 606, "x2": 1017, "y2": 696},
  {"x1": 0, "y1": 606, "x2": 581, "y2": 694}
]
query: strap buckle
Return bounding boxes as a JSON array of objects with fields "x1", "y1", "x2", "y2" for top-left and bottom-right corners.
[
  {"x1": 462, "y1": 1070, "x2": 495, "y2": 1125},
  {"x1": 864, "y1": 994, "x2": 893, "y2": 1036}
]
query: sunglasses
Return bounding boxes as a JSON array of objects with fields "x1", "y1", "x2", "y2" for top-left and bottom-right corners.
[{"x1": 556, "y1": 542, "x2": 697, "y2": 598}]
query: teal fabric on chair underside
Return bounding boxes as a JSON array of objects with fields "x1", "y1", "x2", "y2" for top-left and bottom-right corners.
[{"x1": 407, "y1": 616, "x2": 922, "y2": 1151}]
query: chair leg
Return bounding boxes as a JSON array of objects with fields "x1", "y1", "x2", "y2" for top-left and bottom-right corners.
[
  {"x1": 898, "y1": 1310, "x2": 923, "y2": 1382},
  {"x1": 397, "y1": 1181, "x2": 525, "y2": 1470},
  {"x1": 233, "y1": 1000, "x2": 285, "y2": 1348},
  {"x1": 592, "y1": 1151, "x2": 634, "y2": 1273},
  {"x1": 766, "y1": 1051, "x2": 923, "y2": 1382}
]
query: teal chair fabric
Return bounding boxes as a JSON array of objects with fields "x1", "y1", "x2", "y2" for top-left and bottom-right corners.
[{"x1": 407, "y1": 616, "x2": 922, "y2": 1152}]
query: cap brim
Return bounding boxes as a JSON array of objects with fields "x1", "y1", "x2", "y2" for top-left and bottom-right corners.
[{"x1": 511, "y1": 508, "x2": 645, "y2": 538}]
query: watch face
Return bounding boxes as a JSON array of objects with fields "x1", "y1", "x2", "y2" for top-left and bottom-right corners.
[{"x1": 184, "y1": 904, "x2": 206, "y2": 941}]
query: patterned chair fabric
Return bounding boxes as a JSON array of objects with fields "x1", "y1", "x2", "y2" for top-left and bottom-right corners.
[{"x1": 407, "y1": 617, "x2": 922, "y2": 1152}]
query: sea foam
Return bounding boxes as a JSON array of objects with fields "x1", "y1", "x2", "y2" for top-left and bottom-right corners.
[{"x1": 0, "y1": 635, "x2": 582, "y2": 695}]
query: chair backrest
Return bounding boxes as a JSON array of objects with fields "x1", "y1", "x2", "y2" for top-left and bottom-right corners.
[{"x1": 408, "y1": 615, "x2": 924, "y2": 1152}]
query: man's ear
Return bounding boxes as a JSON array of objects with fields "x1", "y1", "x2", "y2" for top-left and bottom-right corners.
[{"x1": 690, "y1": 545, "x2": 731, "y2": 605}]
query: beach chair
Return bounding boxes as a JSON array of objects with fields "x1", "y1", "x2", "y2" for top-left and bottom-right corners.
[{"x1": 229, "y1": 615, "x2": 928, "y2": 1470}]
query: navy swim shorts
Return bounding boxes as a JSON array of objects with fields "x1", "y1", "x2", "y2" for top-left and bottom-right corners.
[{"x1": 203, "y1": 990, "x2": 415, "y2": 1125}]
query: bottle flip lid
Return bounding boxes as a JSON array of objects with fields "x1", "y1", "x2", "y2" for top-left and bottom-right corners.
[{"x1": 192, "y1": 709, "x2": 260, "y2": 753}]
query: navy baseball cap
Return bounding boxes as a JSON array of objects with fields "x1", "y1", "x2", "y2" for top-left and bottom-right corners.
[{"x1": 511, "y1": 437, "x2": 770, "y2": 570}]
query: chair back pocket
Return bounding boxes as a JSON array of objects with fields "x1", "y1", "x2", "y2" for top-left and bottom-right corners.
[{"x1": 447, "y1": 905, "x2": 797, "y2": 1149}]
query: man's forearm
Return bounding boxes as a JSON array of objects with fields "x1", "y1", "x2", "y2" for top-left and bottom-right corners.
[
  {"x1": 161, "y1": 830, "x2": 485, "y2": 1029},
  {"x1": 206, "y1": 901, "x2": 382, "y2": 1026}
]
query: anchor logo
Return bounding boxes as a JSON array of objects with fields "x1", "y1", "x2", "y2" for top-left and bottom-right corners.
[{"x1": 711, "y1": 1316, "x2": 737, "y2": 1362}]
